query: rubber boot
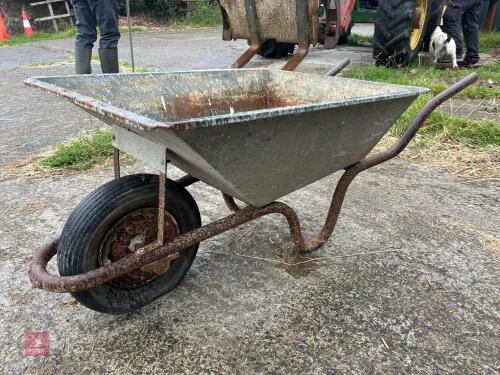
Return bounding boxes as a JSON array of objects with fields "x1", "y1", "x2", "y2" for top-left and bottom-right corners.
[
  {"x1": 75, "y1": 47, "x2": 92, "y2": 74},
  {"x1": 98, "y1": 48, "x2": 119, "y2": 73}
]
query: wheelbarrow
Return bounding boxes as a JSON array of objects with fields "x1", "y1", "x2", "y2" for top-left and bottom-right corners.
[{"x1": 25, "y1": 68, "x2": 478, "y2": 314}]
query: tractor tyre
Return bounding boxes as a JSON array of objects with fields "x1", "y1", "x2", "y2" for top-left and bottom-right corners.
[
  {"x1": 338, "y1": 23, "x2": 354, "y2": 45},
  {"x1": 258, "y1": 39, "x2": 296, "y2": 58},
  {"x1": 373, "y1": 0, "x2": 432, "y2": 67}
]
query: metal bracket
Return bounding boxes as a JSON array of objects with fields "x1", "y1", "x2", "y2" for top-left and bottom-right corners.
[
  {"x1": 282, "y1": 0, "x2": 311, "y2": 71},
  {"x1": 231, "y1": 0, "x2": 261, "y2": 68},
  {"x1": 112, "y1": 126, "x2": 168, "y2": 171},
  {"x1": 323, "y1": 0, "x2": 342, "y2": 50},
  {"x1": 139, "y1": 149, "x2": 178, "y2": 275}
]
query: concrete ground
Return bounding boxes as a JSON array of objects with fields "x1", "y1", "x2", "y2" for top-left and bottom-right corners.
[{"x1": 0, "y1": 28, "x2": 499, "y2": 374}]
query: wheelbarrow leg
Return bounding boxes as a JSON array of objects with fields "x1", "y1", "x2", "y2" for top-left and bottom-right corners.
[
  {"x1": 136, "y1": 151, "x2": 182, "y2": 275},
  {"x1": 113, "y1": 147, "x2": 120, "y2": 179},
  {"x1": 222, "y1": 193, "x2": 247, "y2": 212}
]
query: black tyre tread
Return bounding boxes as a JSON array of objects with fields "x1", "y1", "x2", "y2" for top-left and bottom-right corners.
[
  {"x1": 258, "y1": 39, "x2": 295, "y2": 58},
  {"x1": 337, "y1": 22, "x2": 353, "y2": 45},
  {"x1": 58, "y1": 174, "x2": 201, "y2": 314},
  {"x1": 388, "y1": 11, "x2": 413, "y2": 28},
  {"x1": 373, "y1": 0, "x2": 432, "y2": 67}
]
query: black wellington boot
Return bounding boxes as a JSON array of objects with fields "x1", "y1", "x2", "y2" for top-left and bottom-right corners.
[
  {"x1": 98, "y1": 48, "x2": 119, "y2": 73},
  {"x1": 75, "y1": 47, "x2": 92, "y2": 74}
]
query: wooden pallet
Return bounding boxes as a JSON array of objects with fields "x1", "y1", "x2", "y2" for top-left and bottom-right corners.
[{"x1": 30, "y1": 0, "x2": 73, "y2": 32}]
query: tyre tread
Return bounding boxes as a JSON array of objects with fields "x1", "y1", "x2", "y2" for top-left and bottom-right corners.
[{"x1": 57, "y1": 174, "x2": 201, "y2": 314}]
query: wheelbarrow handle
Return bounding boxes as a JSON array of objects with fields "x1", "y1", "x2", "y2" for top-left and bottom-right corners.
[
  {"x1": 325, "y1": 58, "x2": 351, "y2": 77},
  {"x1": 359, "y1": 72, "x2": 479, "y2": 171},
  {"x1": 302, "y1": 73, "x2": 480, "y2": 252}
]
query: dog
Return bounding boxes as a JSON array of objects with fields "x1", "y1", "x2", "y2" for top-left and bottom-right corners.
[{"x1": 430, "y1": 26, "x2": 458, "y2": 69}]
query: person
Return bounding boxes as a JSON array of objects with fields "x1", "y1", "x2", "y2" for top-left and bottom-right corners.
[
  {"x1": 443, "y1": 0, "x2": 482, "y2": 68},
  {"x1": 72, "y1": 0, "x2": 120, "y2": 74}
]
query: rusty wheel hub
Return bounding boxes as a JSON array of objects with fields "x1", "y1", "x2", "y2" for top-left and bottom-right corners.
[{"x1": 99, "y1": 208, "x2": 179, "y2": 289}]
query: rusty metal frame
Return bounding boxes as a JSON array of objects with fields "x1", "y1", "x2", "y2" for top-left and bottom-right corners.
[
  {"x1": 323, "y1": 0, "x2": 342, "y2": 50},
  {"x1": 28, "y1": 73, "x2": 478, "y2": 294},
  {"x1": 231, "y1": 0, "x2": 261, "y2": 68},
  {"x1": 230, "y1": 0, "x2": 312, "y2": 70},
  {"x1": 325, "y1": 57, "x2": 351, "y2": 77},
  {"x1": 282, "y1": 0, "x2": 311, "y2": 71}
]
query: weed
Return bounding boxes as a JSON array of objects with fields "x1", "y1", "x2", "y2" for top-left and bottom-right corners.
[
  {"x1": 36, "y1": 128, "x2": 113, "y2": 171},
  {"x1": 392, "y1": 94, "x2": 499, "y2": 149},
  {"x1": 342, "y1": 60, "x2": 500, "y2": 99},
  {"x1": 1, "y1": 27, "x2": 143, "y2": 47},
  {"x1": 179, "y1": 1, "x2": 222, "y2": 28},
  {"x1": 479, "y1": 31, "x2": 500, "y2": 53},
  {"x1": 345, "y1": 33, "x2": 373, "y2": 47}
]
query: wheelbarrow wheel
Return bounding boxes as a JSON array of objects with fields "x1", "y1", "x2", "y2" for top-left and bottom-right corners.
[{"x1": 57, "y1": 173, "x2": 201, "y2": 314}]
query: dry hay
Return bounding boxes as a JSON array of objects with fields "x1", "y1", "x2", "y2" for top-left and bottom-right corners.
[
  {"x1": 373, "y1": 134, "x2": 500, "y2": 183},
  {"x1": 0, "y1": 148, "x2": 136, "y2": 182}
]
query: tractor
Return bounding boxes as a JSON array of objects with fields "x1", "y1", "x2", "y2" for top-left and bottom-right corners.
[{"x1": 217, "y1": 0, "x2": 445, "y2": 68}]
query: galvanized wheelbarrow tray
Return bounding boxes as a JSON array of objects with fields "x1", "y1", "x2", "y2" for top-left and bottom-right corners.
[{"x1": 25, "y1": 69, "x2": 478, "y2": 314}]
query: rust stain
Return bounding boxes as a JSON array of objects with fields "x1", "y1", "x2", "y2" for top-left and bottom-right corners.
[{"x1": 158, "y1": 90, "x2": 307, "y2": 121}]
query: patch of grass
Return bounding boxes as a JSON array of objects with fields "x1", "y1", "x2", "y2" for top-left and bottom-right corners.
[
  {"x1": 118, "y1": 60, "x2": 155, "y2": 72},
  {"x1": 341, "y1": 60, "x2": 499, "y2": 151},
  {"x1": 479, "y1": 31, "x2": 500, "y2": 53},
  {"x1": 179, "y1": 1, "x2": 222, "y2": 28},
  {"x1": 89, "y1": 54, "x2": 155, "y2": 72},
  {"x1": 392, "y1": 94, "x2": 499, "y2": 149},
  {"x1": 342, "y1": 60, "x2": 500, "y2": 99},
  {"x1": 36, "y1": 128, "x2": 113, "y2": 171},
  {"x1": 1, "y1": 28, "x2": 76, "y2": 47},
  {"x1": 345, "y1": 33, "x2": 373, "y2": 47},
  {"x1": 1, "y1": 26, "x2": 143, "y2": 47}
]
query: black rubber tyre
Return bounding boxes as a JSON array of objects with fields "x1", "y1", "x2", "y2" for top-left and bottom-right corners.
[
  {"x1": 57, "y1": 174, "x2": 201, "y2": 315},
  {"x1": 258, "y1": 39, "x2": 296, "y2": 58},
  {"x1": 373, "y1": 0, "x2": 431, "y2": 67},
  {"x1": 422, "y1": 0, "x2": 445, "y2": 51},
  {"x1": 337, "y1": 23, "x2": 354, "y2": 45}
]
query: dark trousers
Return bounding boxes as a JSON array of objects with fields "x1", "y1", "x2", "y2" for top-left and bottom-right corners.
[
  {"x1": 443, "y1": 0, "x2": 481, "y2": 61},
  {"x1": 72, "y1": 0, "x2": 120, "y2": 49}
]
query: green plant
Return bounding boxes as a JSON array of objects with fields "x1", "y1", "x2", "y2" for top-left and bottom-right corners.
[
  {"x1": 0, "y1": 27, "x2": 142, "y2": 47},
  {"x1": 118, "y1": 0, "x2": 179, "y2": 20},
  {"x1": 345, "y1": 33, "x2": 373, "y2": 47},
  {"x1": 392, "y1": 94, "x2": 499, "y2": 149},
  {"x1": 182, "y1": 1, "x2": 222, "y2": 27},
  {"x1": 479, "y1": 31, "x2": 500, "y2": 53},
  {"x1": 37, "y1": 128, "x2": 113, "y2": 171},
  {"x1": 342, "y1": 60, "x2": 500, "y2": 99}
]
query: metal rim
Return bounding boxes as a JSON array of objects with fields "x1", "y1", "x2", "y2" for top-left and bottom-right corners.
[
  {"x1": 410, "y1": 0, "x2": 428, "y2": 50},
  {"x1": 98, "y1": 208, "x2": 180, "y2": 289}
]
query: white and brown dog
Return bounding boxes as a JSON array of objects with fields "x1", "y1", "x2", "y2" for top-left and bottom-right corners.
[{"x1": 430, "y1": 26, "x2": 458, "y2": 69}]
